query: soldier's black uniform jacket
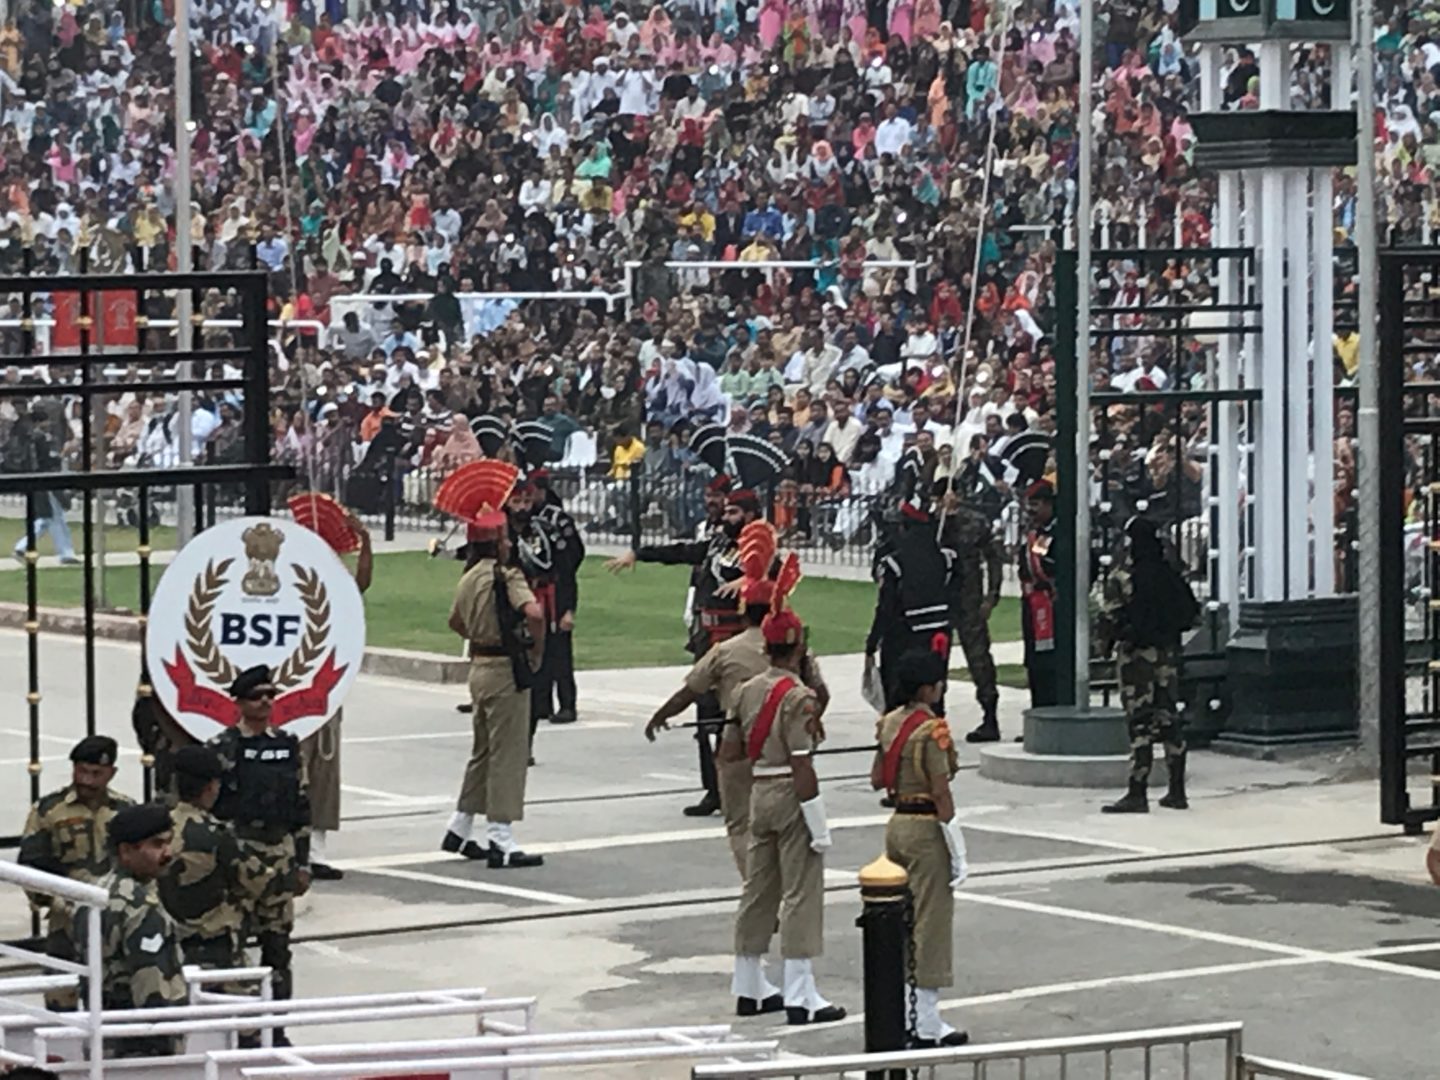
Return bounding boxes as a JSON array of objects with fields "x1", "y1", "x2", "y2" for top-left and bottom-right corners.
[
  {"x1": 513, "y1": 511, "x2": 559, "y2": 630},
  {"x1": 637, "y1": 523, "x2": 744, "y2": 655},
  {"x1": 535, "y1": 500, "x2": 585, "y2": 620},
  {"x1": 209, "y1": 727, "x2": 311, "y2": 865},
  {"x1": 866, "y1": 518, "x2": 962, "y2": 707}
]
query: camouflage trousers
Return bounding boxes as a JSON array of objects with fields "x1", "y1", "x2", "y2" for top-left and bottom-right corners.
[
  {"x1": 181, "y1": 932, "x2": 248, "y2": 997},
  {"x1": 1116, "y1": 644, "x2": 1186, "y2": 784},
  {"x1": 954, "y1": 596, "x2": 999, "y2": 712},
  {"x1": 235, "y1": 834, "x2": 298, "y2": 1001}
]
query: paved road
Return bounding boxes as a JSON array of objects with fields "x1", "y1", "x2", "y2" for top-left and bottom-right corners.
[{"x1": 0, "y1": 630, "x2": 1430, "y2": 1077}]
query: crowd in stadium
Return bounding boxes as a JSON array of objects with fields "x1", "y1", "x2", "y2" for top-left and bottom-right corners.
[{"x1": 0, "y1": 0, "x2": 1393, "y2": 548}]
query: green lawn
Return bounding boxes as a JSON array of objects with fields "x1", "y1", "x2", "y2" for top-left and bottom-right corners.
[
  {"x1": 0, "y1": 552, "x2": 1021, "y2": 669},
  {"x1": 0, "y1": 517, "x2": 178, "y2": 556}
]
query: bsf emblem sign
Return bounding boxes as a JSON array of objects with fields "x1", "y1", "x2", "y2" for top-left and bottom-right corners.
[{"x1": 147, "y1": 517, "x2": 367, "y2": 741}]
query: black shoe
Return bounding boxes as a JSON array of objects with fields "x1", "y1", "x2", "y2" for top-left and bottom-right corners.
[
  {"x1": 550, "y1": 709, "x2": 578, "y2": 724},
  {"x1": 736, "y1": 993, "x2": 783, "y2": 1017},
  {"x1": 456, "y1": 702, "x2": 473, "y2": 714},
  {"x1": 683, "y1": 793, "x2": 721, "y2": 817},
  {"x1": 271, "y1": 1031, "x2": 292, "y2": 1048},
  {"x1": 786, "y1": 1004, "x2": 847, "y2": 1025},
  {"x1": 446, "y1": 838, "x2": 489, "y2": 860},
  {"x1": 1102, "y1": 781, "x2": 1149, "y2": 814},
  {"x1": 879, "y1": 795, "x2": 895, "y2": 809},
  {"x1": 441, "y1": 831, "x2": 465, "y2": 853},
  {"x1": 1159, "y1": 753, "x2": 1189, "y2": 809},
  {"x1": 965, "y1": 723, "x2": 1000, "y2": 744},
  {"x1": 310, "y1": 863, "x2": 344, "y2": 881},
  {"x1": 487, "y1": 844, "x2": 545, "y2": 869}
]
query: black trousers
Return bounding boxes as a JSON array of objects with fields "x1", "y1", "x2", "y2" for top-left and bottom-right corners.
[
  {"x1": 550, "y1": 630, "x2": 576, "y2": 715},
  {"x1": 695, "y1": 690, "x2": 722, "y2": 798},
  {"x1": 530, "y1": 633, "x2": 557, "y2": 736}
]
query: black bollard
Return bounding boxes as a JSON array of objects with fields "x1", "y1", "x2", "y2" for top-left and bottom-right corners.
[{"x1": 856, "y1": 854, "x2": 910, "y2": 1080}]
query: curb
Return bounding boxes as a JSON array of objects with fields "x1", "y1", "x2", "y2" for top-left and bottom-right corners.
[{"x1": 0, "y1": 602, "x2": 470, "y2": 685}]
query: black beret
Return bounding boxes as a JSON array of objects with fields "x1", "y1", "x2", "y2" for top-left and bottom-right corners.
[
  {"x1": 896, "y1": 650, "x2": 949, "y2": 696},
  {"x1": 109, "y1": 803, "x2": 173, "y2": 846},
  {"x1": 70, "y1": 735, "x2": 118, "y2": 766},
  {"x1": 229, "y1": 665, "x2": 273, "y2": 700},
  {"x1": 173, "y1": 745, "x2": 223, "y2": 780}
]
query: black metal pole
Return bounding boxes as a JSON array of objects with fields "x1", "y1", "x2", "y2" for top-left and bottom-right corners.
[
  {"x1": 1052, "y1": 248, "x2": 1078, "y2": 707},
  {"x1": 77, "y1": 251, "x2": 96, "y2": 737},
  {"x1": 138, "y1": 484, "x2": 153, "y2": 803},
  {"x1": 1378, "y1": 252, "x2": 1408, "y2": 827},
  {"x1": 241, "y1": 276, "x2": 271, "y2": 516},
  {"x1": 856, "y1": 855, "x2": 910, "y2": 1080},
  {"x1": 383, "y1": 449, "x2": 397, "y2": 542},
  {"x1": 629, "y1": 466, "x2": 642, "y2": 550}
]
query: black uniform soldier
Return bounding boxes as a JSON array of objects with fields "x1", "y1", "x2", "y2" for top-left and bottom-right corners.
[
  {"x1": 510, "y1": 480, "x2": 561, "y2": 745},
  {"x1": 159, "y1": 746, "x2": 246, "y2": 980},
  {"x1": 533, "y1": 470, "x2": 584, "y2": 725},
  {"x1": 1099, "y1": 517, "x2": 1197, "y2": 814},
  {"x1": 607, "y1": 482, "x2": 759, "y2": 818},
  {"x1": 131, "y1": 695, "x2": 195, "y2": 806},
  {"x1": 938, "y1": 479, "x2": 1006, "y2": 742},
  {"x1": 442, "y1": 459, "x2": 548, "y2": 868},
  {"x1": 865, "y1": 471, "x2": 960, "y2": 713},
  {"x1": 94, "y1": 803, "x2": 187, "y2": 1058},
  {"x1": 1019, "y1": 481, "x2": 1059, "y2": 708},
  {"x1": 210, "y1": 666, "x2": 310, "y2": 1039},
  {"x1": 19, "y1": 735, "x2": 134, "y2": 1010}
]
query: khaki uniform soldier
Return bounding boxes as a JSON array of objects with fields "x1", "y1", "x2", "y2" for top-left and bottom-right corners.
[
  {"x1": 1098, "y1": 517, "x2": 1197, "y2": 815},
  {"x1": 727, "y1": 605, "x2": 845, "y2": 1027},
  {"x1": 441, "y1": 465, "x2": 548, "y2": 869},
  {"x1": 873, "y1": 650, "x2": 969, "y2": 1048},
  {"x1": 300, "y1": 509, "x2": 372, "y2": 881},
  {"x1": 93, "y1": 802, "x2": 188, "y2": 1058},
  {"x1": 18, "y1": 735, "x2": 133, "y2": 1010},
  {"x1": 210, "y1": 665, "x2": 311, "y2": 1044},
  {"x1": 159, "y1": 746, "x2": 246, "y2": 979}
]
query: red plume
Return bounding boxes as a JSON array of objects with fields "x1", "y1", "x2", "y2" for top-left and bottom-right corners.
[
  {"x1": 435, "y1": 460, "x2": 520, "y2": 529},
  {"x1": 287, "y1": 492, "x2": 361, "y2": 554},
  {"x1": 770, "y1": 552, "x2": 803, "y2": 616},
  {"x1": 737, "y1": 520, "x2": 778, "y2": 582}
]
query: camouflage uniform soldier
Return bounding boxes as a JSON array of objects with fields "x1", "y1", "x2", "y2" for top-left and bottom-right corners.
[
  {"x1": 1099, "y1": 518, "x2": 1197, "y2": 814},
  {"x1": 210, "y1": 665, "x2": 311, "y2": 1043},
  {"x1": 873, "y1": 650, "x2": 969, "y2": 1048},
  {"x1": 938, "y1": 483, "x2": 1006, "y2": 742},
  {"x1": 159, "y1": 746, "x2": 246, "y2": 979},
  {"x1": 18, "y1": 735, "x2": 133, "y2": 1010},
  {"x1": 94, "y1": 802, "x2": 188, "y2": 1058}
]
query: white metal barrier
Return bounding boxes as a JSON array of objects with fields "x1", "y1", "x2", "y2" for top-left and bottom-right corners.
[
  {"x1": 0, "y1": 858, "x2": 106, "y2": 1080},
  {"x1": 691, "y1": 1022, "x2": 1370, "y2": 1080}
]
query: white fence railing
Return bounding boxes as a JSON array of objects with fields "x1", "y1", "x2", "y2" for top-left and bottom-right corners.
[
  {"x1": 0, "y1": 858, "x2": 108, "y2": 1080},
  {"x1": 691, "y1": 1022, "x2": 1372, "y2": 1080}
]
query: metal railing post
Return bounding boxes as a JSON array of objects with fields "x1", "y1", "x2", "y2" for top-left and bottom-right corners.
[
  {"x1": 856, "y1": 855, "x2": 910, "y2": 1079},
  {"x1": 383, "y1": 449, "x2": 398, "y2": 543},
  {"x1": 629, "y1": 467, "x2": 643, "y2": 550}
]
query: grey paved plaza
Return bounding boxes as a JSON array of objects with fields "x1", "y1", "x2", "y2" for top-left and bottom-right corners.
[{"x1": 0, "y1": 626, "x2": 1434, "y2": 1077}]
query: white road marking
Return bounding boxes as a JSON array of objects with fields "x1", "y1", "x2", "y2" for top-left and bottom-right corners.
[
  {"x1": 360, "y1": 865, "x2": 582, "y2": 905},
  {"x1": 334, "y1": 814, "x2": 894, "y2": 871},
  {"x1": 789, "y1": 939, "x2": 1440, "y2": 1035},
  {"x1": 299, "y1": 940, "x2": 370, "y2": 964},
  {"x1": 645, "y1": 772, "x2": 696, "y2": 783},
  {"x1": 340, "y1": 783, "x2": 453, "y2": 808},
  {"x1": 961, "y1": 823, "x2": 1160, "y2": 855},
  {"x1": 344, "y1": 721, "x2": 629, "y2": 744}
]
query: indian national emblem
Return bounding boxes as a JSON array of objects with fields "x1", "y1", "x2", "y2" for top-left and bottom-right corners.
[{"x1": 241, "y1": 523, "x2": 285, "y2": 597}]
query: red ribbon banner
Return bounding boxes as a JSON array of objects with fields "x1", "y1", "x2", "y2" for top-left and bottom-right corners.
[{"x1": 164, "y1": 648, "x2": 348, "y2": 728}]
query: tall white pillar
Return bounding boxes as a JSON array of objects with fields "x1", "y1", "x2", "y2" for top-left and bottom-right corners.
[
  {"x1": 1285, "y1": 169, "x2": 1313, "y2": 596},
  {"x1": 1312, "y1": 166, "x2": 1336, "y2": 596}
]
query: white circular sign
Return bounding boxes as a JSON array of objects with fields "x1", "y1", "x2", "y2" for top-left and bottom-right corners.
[{"x1": 146, "y1": 516, "x2": 367, "y2": 742}]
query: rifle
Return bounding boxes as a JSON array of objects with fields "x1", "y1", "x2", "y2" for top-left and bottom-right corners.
[{"x1": 493, "y1": 562, "x2": 537, "y2": 690}]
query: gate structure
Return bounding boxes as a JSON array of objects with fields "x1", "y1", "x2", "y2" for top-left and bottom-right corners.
[
  {"x1": 1378, "y1": 249, "x2": 1440, "y2": 832},
  {"x1": 0, "y1": 267, "x2": 290, "y2": 845}
]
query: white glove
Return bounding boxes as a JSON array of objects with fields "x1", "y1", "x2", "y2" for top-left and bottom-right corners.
[
  {"x1": 941, "y1": 819, "x2": 968, "y2": 888},
  {"x1": 799, "y1": 794, "x2": 832, "y2": 852}
]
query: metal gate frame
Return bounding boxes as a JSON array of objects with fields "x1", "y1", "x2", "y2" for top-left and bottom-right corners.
[
  {"x1": 0, "y1": 267, "x2": 291, "y2": 846},
  {"x1": 1377, "y1": 249, "x2": 1440, "y2": 831}
]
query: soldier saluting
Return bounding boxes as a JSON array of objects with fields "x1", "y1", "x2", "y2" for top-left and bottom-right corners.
[
  {"x1": 210, "y1": 665, "x2": 310, "y2": 1043},
  {"x1": 19, "y1": 735, "x2": 134, "y2": 1010},
  {"x1": 159, "y1": 745, "x2": 246, "y2": 979}
]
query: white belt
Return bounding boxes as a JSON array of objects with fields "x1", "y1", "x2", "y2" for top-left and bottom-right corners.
[{"x1": 752, "y1": 766, "x2": 793, "y2": 779}]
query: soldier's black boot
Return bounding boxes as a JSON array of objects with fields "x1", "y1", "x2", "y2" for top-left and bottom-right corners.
[
  {"x1": 1101, "y1": 779, "x2": 1149, "y2": 814},
  {"x1": 683, "y1": 791, "x2": 721, "y2": 817},
  {"x1": 965, "y1": 703, "x2": 1001, "y2": 743},
  {"x1": 1159, "y1": 753, "x2": 1189, "y2": 809}
]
